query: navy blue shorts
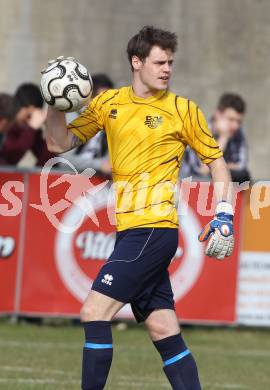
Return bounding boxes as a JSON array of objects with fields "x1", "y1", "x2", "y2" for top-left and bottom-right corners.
[{"x1": 92, "y1": 228, "x2": 178, "y2": 322}]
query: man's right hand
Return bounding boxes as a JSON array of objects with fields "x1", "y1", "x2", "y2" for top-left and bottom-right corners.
[{"x1": 27, "y1": 108, "x2": 47, "y2": 130}]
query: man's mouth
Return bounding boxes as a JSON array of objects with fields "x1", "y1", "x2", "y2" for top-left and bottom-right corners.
[{"x1": 159, "y1": 76, "x2": 169, "y2": 81}]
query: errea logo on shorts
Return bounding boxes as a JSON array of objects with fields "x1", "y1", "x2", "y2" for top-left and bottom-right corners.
[{"x1": 102, "y1": 274, "x2": 114, "y2": 286}]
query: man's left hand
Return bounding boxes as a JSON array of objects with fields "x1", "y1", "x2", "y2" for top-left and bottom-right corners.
[{"x1": 198, "y1": 201, "x2": 234, "y2": 260}]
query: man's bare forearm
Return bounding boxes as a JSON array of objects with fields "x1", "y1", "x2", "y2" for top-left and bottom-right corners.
[
  {"x1": 208, "y1": 157, "x2": 233, "y2": 204},
  {"x1": 45, "y1": 107, "x2": 82, "y2": 153}
]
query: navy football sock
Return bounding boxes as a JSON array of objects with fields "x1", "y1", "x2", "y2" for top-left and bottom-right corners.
[
  {"x1": 153, "y1": 333, "x2": 201, "y2": 390},
  {"x1": 81, "y1": 321, "x2": 113, "y2": 390}
]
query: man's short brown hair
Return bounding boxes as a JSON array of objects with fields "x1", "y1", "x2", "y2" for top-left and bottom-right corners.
[
  {"x1": 217, "y1": 93, "x2": 246, "y2": 114},
  {"x1": 127, "y1": 26, "x2": 178, "y2": 70}
]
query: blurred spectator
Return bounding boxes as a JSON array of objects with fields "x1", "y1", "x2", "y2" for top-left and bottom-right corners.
[
  {"x1": 0, "y1": 93, "x2": 14, "y2": 147},
  {"x1": 0, "y1": 83, "x2": 55, "y2": 167},
  {"x1": 182, "y1": 93, "x2": 250, "y2": 183},
  {"x1": 61, "y1": 74, "x2": 113, "y2": 176}
]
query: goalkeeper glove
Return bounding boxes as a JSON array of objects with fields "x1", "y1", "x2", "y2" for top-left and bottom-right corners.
[{"x1": 198, "y1": 201, "x2": 234, "y2": 260}]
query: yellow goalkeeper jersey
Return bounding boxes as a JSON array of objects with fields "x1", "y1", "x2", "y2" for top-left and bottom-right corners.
[{"x1": 68, "y1": 86, "x2": 222, "y2": 231}]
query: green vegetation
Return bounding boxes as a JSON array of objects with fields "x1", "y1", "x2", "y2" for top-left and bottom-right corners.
[{"x1": 0, "y1": 320, "x2": 269, "y2": 389}]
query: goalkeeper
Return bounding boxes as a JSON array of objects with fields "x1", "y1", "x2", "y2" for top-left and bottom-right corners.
[{"x1": 44, "y1": 26, "x2": 234, "y2": 390}]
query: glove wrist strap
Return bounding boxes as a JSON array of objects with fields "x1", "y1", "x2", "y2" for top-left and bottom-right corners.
[{"x1": 216, "y1": 201, "x2": 234, "y2": 216}]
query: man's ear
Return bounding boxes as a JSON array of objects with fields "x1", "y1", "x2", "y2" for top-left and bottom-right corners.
[{"x1": 132, "y1": 56, "x2": 143, "y2": 71}]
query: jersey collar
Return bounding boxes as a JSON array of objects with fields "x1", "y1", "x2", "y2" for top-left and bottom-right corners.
[{"x1": 129, "y1": 86, "x2": 167, "y2": 104}]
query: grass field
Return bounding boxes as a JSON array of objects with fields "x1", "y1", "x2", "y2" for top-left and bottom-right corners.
[{"x1": 0, "y1": 320, "x2": 269, "y2": 389}]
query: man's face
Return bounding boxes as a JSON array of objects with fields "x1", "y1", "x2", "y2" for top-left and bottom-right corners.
[
  {"x1": 132, "y1": 46, "x2": 174, "y2": 92},
  {"x1": 15, "y1": 106, "x2": 35, "y2": 125},
  {"x1": 215, "y1": 108, "x2": 244, "y2": 136}
]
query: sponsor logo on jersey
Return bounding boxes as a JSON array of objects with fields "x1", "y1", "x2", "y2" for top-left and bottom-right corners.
[
  {"x1": 109, "y1": 109, "x2": 117, "y2": 119},
  {"x1": 144, "y1": 115, "x2": 163, "y2": 129},
  {"x1": 101, "y1": 274, "x2": 114, "y2": 286}
]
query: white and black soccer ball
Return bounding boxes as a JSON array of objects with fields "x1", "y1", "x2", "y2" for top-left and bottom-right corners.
[{"x1": 40, "y1": 56, "x2": 93, "y2": 112}]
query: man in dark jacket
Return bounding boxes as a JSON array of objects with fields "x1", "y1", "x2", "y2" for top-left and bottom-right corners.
[
  {"x1": 0, "y1": 93, "x2": 14, "y2": 149},
  {"x1": 0, "y1": 83, "x2": 55, "y2": 167},
  {"x1": 182, "y1": 93, "x2": 250, "y2": 183}
]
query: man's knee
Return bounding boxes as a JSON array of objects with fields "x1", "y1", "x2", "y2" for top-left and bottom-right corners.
[
  {"x1": 80, "y1": 302, "x2": 115, "y2": 322},
  {"x1": 145, "y1": 309, "x2": 180, "y2": 341},
  {"x1": 80, "y1": 305, "x2": 100, "y2": 322},
  {"x1": 80, "y1": 290, "x2": 124, "y2": 322}
]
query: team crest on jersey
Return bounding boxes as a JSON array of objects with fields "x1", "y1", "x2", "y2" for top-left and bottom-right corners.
[
  {"x1": 144, "y1": 115, "x2": 163, "y2": 129},
  {"x1": 109, "y1": 109, "x2": 117, "y2": 119}
]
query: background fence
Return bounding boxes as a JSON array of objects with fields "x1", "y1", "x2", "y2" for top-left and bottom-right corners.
[
  {"x1": 1, "y1": 0, "x2": 270, "y2": 178},
  {"x1": 1, "y1": 169, "x2": 269, "y2": 326}
]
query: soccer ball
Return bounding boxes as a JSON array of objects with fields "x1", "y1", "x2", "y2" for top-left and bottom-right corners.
[{"x1": 40, "y1": 56, "x2": 93, "y2": 112}]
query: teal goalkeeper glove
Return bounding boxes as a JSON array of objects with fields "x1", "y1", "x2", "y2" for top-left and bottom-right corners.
[{"x1": 198, "y1": 201, "x2": 234, "y2": 260}]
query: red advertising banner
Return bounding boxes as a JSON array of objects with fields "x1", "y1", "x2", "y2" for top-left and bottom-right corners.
[
  {"x1": 19, "y1": 172, "x2": 112, "y2": 315},
  {"x1": 0, "y1": 172, "x2": 25, "y2": 313},
  {"x1": 172, "y1": 181, "x2": 242, "y2": 324},
  {"x1": 16, "y1": 172, "x2": 242, "y2": 324}
]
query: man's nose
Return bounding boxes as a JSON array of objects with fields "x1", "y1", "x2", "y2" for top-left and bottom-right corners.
[{"x1": 163, "y1": 62, "x2": 171, "y2": 72}]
